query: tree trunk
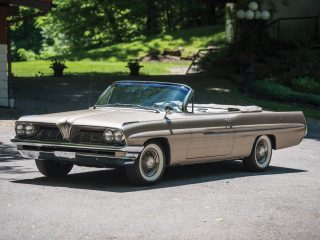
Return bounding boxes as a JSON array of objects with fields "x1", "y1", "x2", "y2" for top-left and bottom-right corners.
[
  {"x1": 146, "y1": 0, "x2": 159, "y2": 35},
  {"x1": 207, "y1": 0, "x2": 217, "y2": 25}
]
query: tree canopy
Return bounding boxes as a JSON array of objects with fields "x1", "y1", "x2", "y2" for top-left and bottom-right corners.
[{"x1": 11, "y1": 0, "x2": 226, "y2": 60}]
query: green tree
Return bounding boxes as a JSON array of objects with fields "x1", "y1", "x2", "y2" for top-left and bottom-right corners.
[{"x1": 11, "y1": 0, "x2": 226, "y2": 57}]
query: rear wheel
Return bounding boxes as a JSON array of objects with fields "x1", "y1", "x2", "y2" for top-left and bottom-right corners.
[
  {"x1": 125, "y1": 142, "x2": 166, "y2": 185},
  {"x1": 35, "y1": 159, "x2": 74, "y2": 177},
  {"x1": 243, "y1": 135, "x2": 272, "y2": 171}
]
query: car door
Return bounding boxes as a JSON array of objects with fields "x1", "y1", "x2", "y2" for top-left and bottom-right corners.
[{"x1": 172, "y1": 113, "x2": 234, "y2": 161}]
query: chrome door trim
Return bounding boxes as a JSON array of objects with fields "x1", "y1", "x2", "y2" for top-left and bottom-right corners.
[{"x1": 203, "y1": 123, "x2": 305, "y2": 136}]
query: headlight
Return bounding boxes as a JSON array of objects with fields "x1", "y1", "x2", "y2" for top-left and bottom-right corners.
[
  {"x1": 15, "y1": 123, "x2": 25, "y2": 136},
  {"x1": 103, "y1": 128, "x2": 125, "y2": 144},
  {"x1": 25, "y1": 124, "x2": 35, "y2": 136},
  {"x1": 15, "y1": 123, "x2": 36, "y2": 137},
  {"x1": 113, "y1": 130, "x2": 124, "y2": 142},
  {"x1": 103, "y1": 130, "x2": 113, "y2": 142}
]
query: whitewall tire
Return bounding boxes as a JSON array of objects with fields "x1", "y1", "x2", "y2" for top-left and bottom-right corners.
[
  {"x1": 125, "y1": 142, "x2": 166, "y2": 185},
  {"x1": 243, "y1": 135, "x2": 272, "y2": 171}
]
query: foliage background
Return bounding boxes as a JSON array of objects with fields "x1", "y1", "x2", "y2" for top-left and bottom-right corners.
[{"x1": 11, "y1": 0, "x2": 227, "y2": 60}]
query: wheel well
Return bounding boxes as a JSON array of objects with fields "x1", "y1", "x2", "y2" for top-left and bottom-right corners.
[
  {"x1": 144, "y1": 138, "x2": 171, "y2": 166},
  {"x1": 267, "y1": 135, "x2": 276, "y2": 149}
]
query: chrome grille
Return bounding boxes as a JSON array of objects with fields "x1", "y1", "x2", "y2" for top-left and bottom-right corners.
[
  {"x1": 72, "y1": 129, "x2": 104, "y2": 144},
  {"x1": 24, "y1": 125, "x2": 125, "y2": 146},
  {"x1": 32, "y1": 125, "x2": 63, "y2": 142}
]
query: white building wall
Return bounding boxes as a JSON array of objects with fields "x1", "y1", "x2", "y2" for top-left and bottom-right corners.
[{"x1": 0, "y1": 44, "x2": 8, "y2": 107}]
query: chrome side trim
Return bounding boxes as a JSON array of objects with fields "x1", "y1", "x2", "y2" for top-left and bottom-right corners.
[{"x1": 203, "y1": 123, "x2": 305, "y2": 136}]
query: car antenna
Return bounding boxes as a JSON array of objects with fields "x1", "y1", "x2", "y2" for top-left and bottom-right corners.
[{"x1": 88, "y1": 61, "x2": 93, "y2": 109}]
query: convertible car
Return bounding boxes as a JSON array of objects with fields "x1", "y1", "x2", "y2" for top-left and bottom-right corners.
[{"x1": 11, "y1": 81, "x2": 307, "y2": 185}]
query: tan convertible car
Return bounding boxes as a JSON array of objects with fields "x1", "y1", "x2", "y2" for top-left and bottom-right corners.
[{"x1": 11, "y1": 81, "x2": 307, "y2": 185}]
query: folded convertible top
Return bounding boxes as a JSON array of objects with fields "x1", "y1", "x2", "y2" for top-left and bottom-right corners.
[{"x1": 193, "y1": 104, "x2": 262, "y2": 113}]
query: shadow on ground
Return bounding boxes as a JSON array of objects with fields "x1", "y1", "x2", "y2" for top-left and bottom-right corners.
[
  {"x1": 1, "y1": 74, "x2": 199, "y2": 119},
  {"x1": 0, "y1": 143, "x2": 36, "y2": 175},
  {"x1": 0, "y1": 165, "x2": 37, "y2": 175},
  {"x1": 0, "y1": 143, "x2": 26, "y2": 162},
  {"x1": 1, "y1": 73, "x2": 319, "y2": 121},
  {"x1": 12, "y1": 161, "x2": 306, "y2": 192}
]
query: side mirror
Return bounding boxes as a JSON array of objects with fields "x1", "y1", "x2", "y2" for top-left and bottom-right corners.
[{"x1": 164, "y1": 106, "x2": 174, "y2": 119}]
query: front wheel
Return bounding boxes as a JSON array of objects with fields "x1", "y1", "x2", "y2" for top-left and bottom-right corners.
[
  {"x1": 243, "y1": 135, "x2": 272, "y2": 171},
  {"x1": 35, "y1": 159, "x2": 74, "y2": 177},
  {"x1": 125, "y1": 142, "x2": 166, "y2": 185}
]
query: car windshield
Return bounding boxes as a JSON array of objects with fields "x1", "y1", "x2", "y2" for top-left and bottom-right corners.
[{"x1": 95, "y1": 81, "x2": 191, "y2": 112}]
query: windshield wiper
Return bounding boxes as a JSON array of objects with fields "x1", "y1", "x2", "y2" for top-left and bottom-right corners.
[
  {"x1": 94, "y1": 103, "x2": 133, "y2": 108},
  {"x1": 135, "y1": 105, "x2": 160, "y2": 113}
]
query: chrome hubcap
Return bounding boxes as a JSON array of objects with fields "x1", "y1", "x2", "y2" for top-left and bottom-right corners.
[
  {"x1": 259, "y1": 148, "x2": 266, "y2": 156},
  {"x1": 146, "y1": 157, "x2": 156, "y2": 169},
  {"x1": 256, "y1": 139, "x2": 268, "y2": 164},
  {"x1": 141, "y1": 148, "x2": 159, "y2": 177}
]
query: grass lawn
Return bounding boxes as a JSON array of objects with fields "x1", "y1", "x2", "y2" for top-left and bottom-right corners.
[
  {"x1": 12, "y1": 25, "x2": 225, "y2": 77},
  {"x1": 12, "y1": 60, "x2": 190, "y2": 77}
]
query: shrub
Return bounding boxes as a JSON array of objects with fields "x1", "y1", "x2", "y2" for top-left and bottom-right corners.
[
  {"x1": 291, "y1": 76, "x2": 320, "y2": 94},
  {"x1": 50, "y1": 59, "x2": 67, "y2": 70},
  {"x1": 198, "y1": 47, "x2": 231, "y2": 72},
  {"x1": 17, "y1": 48, "x2": 37, "y2": 61},
  {"x1": 254, "y1": 79, "x2": 320, "y2": 106},
  {"x1": 295, "y1": 48, "x2": 320, "y2": 69},
  {"x1": 50, "y1": 59, "x2": 67, "y2": 77},
  {"x1": 148, "y1": 49, "x2": 161, "y2": 57},
  {"x1": 126, "y1": 59, "x2": 143, "y2": 76}
]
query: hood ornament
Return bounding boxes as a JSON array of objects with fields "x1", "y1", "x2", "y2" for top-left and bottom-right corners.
[{"x1": 57, "y1": 121, "x2": 72, "y2": 140}]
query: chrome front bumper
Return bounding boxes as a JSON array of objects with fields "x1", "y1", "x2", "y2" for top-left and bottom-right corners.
[{"x1": 11, "y1": 138, "x2": 143, "y2": 167}]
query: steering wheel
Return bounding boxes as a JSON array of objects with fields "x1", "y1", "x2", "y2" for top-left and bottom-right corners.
[
  {"x1": 168, "y1": 101, "x2": 182, "y2": 110},
  {"x1": 153, "y1": 101, "x2": 183, "y2": 111}
]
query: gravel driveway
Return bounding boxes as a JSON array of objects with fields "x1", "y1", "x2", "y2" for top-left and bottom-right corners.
[{"x1": 0, "y1": 76, "x2": 319, "y2": 240}]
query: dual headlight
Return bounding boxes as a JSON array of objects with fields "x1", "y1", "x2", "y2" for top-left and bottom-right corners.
[
  {"x1": 15, "y1": 123, "x2": 36, "y2": 137},
  {"x1": 103, "y1": 129, "x2": 125, "y2": 143}
]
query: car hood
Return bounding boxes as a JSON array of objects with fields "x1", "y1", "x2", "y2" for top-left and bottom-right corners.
[{"x1": 18, "y1": 107, "x2": 165, "y2": 129}]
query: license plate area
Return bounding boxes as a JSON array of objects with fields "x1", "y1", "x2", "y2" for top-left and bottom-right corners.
[{"x1": 54, "y1": 151, "x2": 76, "y2": 159}]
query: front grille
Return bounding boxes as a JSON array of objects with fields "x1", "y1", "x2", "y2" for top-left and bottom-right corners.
[
  {"x1": 72, "y1": 129, "x2": 104, "y2": 145},
  {"x1": 23, "y1": 124, "x2": 125, "y2": 146},
  {"x1": 31, "y1": 125, "x2": 63, "y2": 142}
]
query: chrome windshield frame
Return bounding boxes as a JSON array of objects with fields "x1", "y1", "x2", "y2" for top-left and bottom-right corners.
[{"x1": 94, "y1": 81, "x2": 193, "y2": 113}]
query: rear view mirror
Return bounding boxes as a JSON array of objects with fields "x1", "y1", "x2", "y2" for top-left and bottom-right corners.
[{"x1": 164, "y1": 106, "x2": 174, "y2": 118}]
